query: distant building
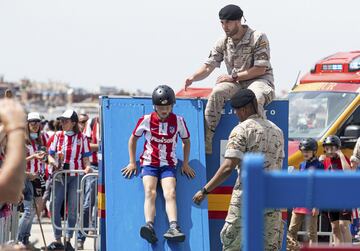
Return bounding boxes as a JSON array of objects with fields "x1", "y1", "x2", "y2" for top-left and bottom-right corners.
[
  {"x1": 0, "y1": 76, "x2": 19, "y2": 97},
  {"x1": 99, "y1": 86, "x2": 118, "y2": 95}
]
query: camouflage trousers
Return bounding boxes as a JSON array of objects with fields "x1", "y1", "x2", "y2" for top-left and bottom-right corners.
[
  {"x1": 204, "y1": 79, "x2": 275, "y2": 132},
  {"x1": 220, "y1": 189, "x2": 283, "y2": 251}
]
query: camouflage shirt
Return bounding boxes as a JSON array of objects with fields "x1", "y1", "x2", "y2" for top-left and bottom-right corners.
[
  {"x1": 225, "y1": 114, "x2": 284, "y2": 188},
  {"x1": 205, "y1": 25, "x2": 274, "y2": 87},
  {"x1": 220, "y1": 114, "x2": 284, "y2": 250}
]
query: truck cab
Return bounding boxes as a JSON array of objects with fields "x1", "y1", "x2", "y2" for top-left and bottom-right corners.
[{"x1": 288, "y1": 51, "x2": 360, "y2": 168}]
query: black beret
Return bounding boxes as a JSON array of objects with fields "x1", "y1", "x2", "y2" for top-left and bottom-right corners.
[
  {"x1": 219, "y1": 4, "x2": 243, "y2": 21},
  {"x1": 230, "y1": 89, "x2": 256, "y2": 109}
]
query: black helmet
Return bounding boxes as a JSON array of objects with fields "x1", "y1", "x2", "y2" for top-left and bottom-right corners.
[
  {"x1": 299, "y1": 138, "x2": 318, "y2": 151},
  {"x1": 322, "y1": 135, "x2": 341, "y2": 148},
  {"x1": 152, "y1": 85, "x2": 176, "y2": 106}
]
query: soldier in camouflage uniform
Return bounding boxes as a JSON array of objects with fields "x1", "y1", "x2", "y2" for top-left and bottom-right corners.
[
  {"x1": 184, "y1": 4, "x2": 275, "y2": 154},
  {"x1": 193, "y1": 89, "x2": 284, "y2": 250},
  {"x1": 350, "y1": 137, "x2": 360, "y2": 169}
]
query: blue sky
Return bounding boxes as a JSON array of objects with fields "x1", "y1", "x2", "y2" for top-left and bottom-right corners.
[{"x1": 0, "y1": 0, "x2": 358, "y2": 94}]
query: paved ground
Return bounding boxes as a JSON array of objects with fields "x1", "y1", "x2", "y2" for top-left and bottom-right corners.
[{"x1": 30, "y1": 218, "x2": 96, "y2": 251}]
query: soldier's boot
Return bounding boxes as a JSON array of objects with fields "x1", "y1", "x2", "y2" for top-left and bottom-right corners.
[
  {"x1": 163, "y1": 226, "x2": 185, "y2": 242},
  {"x1": 205, "y1": 128, "x2": 214, "y2": 154}
]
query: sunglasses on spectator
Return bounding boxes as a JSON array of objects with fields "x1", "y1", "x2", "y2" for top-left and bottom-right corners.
[{"x1": 29, "y1": 120, "x2": 40, "y2": 125}]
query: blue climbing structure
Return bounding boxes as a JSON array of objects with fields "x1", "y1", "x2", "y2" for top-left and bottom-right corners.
[
  {"x1": 100, "y1": 97, "x2": 209, "y2": 251},
  {"x1": 99, "y1": 96, "x2": 288, "y2": 250}
]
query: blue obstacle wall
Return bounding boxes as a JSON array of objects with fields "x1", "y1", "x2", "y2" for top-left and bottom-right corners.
[
  {"x1": 100, "y1": 97, "x2": 288, "y2": 250},
  {"x1": 242, "y1": 154, "x2": 360, "y2": 251},
  {"x1": 101, "y1": 97, "x2": 210, "y2": 251}
]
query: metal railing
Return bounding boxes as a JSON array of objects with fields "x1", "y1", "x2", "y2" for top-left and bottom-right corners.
[
  {"x1": 297, "y1": 213, "x2": 333, "y2": 242},
  {"x1": 0, "y1": 204, "x2": 19, "y2": 245},
  {"x1": 51, "y1": 170, "x2": 99, "y2": 251},
  {"x1": 79, "y1": 172, "x2": 99, "y2": 250}
]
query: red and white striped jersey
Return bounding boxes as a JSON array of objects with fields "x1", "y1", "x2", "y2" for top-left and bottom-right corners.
[
  {"x1": 26, "y1": 140, "x2": 42, "y2": 174},
  {"x1": 84, "y1": 117, "x2": 100, "y2": 165},
  {"x1": 49, "y1": 131, "x2": 91, "y2": 175},
  {"x1": 133, "y1": 112, "x2": 190, "y2": 167},
  {"x1": 45, "y1": 133, "x2": 56, "y2": 175},
  {"x1": 41, "y1": 131, "x2": 49, "y2": 145},
  {"x1": 353, "y1": 208, "x2": 359, "y2": 220}
]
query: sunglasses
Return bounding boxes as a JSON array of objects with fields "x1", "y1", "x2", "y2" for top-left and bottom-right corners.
[{"x1": 29, "y1": 121, "x2": 40, "y2": 125}]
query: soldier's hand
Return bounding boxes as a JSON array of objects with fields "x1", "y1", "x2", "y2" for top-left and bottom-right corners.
[
  {"x1": 121, "y1": 163, "x2": 137, "y2": 178},
  {"x1": 216, "y1": 74, "x2": 233, "y2": 84},
  {"x1": 181, "y1": 163, "x2": 195, "y2": 179},
  {"x1": 193, "y1": 190, "x2": 206, "y2": 205},
  {"x1": 184, "y1": 77, "x2": 194, "y2": 91}
]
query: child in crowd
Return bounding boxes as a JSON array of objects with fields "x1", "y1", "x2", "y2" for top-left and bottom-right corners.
[
  {"x1": 18, "y1": 112, "x2": 47, "y2": 246},
  {"x1": 321, "y1": 135, "x2": 352, "y2": 245},
  {"x1": 287, "y1": 138, "x2": 324, "y2": 249}
]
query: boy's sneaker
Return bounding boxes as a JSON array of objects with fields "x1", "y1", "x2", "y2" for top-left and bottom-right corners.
[
  {"x1": 163, "y1": 226, "x2": 185, "y2": 242},
  {"x1": 140, "y1": 225, "x2": 158, "y2": 244},
  {"x1": 65, "y1": 241, "x2": 75, "y2": 251}
]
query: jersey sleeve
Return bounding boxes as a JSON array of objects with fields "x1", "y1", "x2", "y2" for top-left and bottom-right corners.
[
  {"x1": 84, "y1": 119, "x2": 92, "y2": 138},
  {"x1": 177, "y1": 116, "x2": 190, "y2": 139},
  {"x1": 132, "y1": 116, "x2": 147, "y2": 137},
  {"x1": 81, "y1": 134, "x2": 92, "y2": 158},
  {"x1": 48, "y1": 133, "x2": 58, "y2": 155}
]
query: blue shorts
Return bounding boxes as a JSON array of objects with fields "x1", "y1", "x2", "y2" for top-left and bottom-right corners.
[{"x1": 141, "y1": 165, "x2": 176, "y2": 179}]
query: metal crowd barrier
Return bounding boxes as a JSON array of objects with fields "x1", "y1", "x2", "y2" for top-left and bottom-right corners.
[
  {"x1": 297, "y1": 212, "x2": 333, "y2": 242},
  {"x1": 51, "y1": 170, "x2": 99, "y2": 251},
  {"x1": 79, "y1": 172, "x2": 99, "y2": 251},
  {"x1": 0, "y1": 204, "x2": 19, "y2": 245}
]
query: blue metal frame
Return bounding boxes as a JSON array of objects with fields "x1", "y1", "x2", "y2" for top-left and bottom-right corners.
[{"x1": 242, "y1": 154, "x2": 360, "y2": 250}]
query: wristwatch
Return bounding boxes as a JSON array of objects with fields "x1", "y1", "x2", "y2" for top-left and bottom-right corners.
[
  {"x1": 232, "y1": 72, "x2": 239, "y2": 82},
  {"x1": 201, "y1": 187, "x2": 209, "y2": 195}
]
